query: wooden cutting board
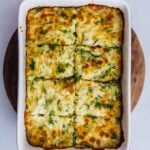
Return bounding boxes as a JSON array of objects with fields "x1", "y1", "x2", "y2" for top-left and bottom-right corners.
[{"x1": 3, "y1": 29, "x2": 145, "y2": 112}]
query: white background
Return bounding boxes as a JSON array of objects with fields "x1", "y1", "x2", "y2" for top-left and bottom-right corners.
[{"x1": 0, "y1": 0, "x2": 150, "y2": 149}]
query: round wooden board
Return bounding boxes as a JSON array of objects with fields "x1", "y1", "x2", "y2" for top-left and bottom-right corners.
[
  {"x1": 3, "y1": 29, "x2": 145, "y2": 112},
  {"x1": 131, "y1": 30, "x2": 145, "y2": 111}
]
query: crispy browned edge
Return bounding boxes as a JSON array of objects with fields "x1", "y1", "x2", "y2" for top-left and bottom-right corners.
[{"x1": 25, "y1": 4, "x2": 125, "y2": 149}]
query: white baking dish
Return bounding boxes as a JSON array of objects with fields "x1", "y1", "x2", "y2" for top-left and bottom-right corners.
[{"x1": 17, "y1": 0, "x2": 131, "y2": 149}]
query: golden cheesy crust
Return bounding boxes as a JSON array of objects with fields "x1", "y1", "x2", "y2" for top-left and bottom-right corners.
[
  {"x1": 75, "y1": 116, "x2": 122, "y2": 149},
  {"x1": 27, "y1": 7, "x2": 77, "y2": 25},
  {"x1": 25, "y1": 4, "x2": 124, "y2": 149},
  {"x1": 75, "y1": 46, "x2": 122, "y2": 82},
  {"x1": 26, "y1": 5, "x2": 123, "y2": 47},
  {"x1": 25, "y1": 113, "x2": 75, "y2": 148},
  {"x1": 75, "y1": 80, "x2": 121, "y2": 117},
  {"x1": 26, "y1": 79, "x2": 75, "y2": 116},
  {"x1": 26, "y1": 45, "x2": 75, "y2": 80},
  {"x1": 76, "y1": 5, "x2": 124, "y2": 47},
  {"x1": 26, "y1": 7, "x2": 77, "y2": 45}
]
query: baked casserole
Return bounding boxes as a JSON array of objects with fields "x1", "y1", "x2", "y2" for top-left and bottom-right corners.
[{"x1": 25, "y1": 4, "x2": 124, "y2": 149}]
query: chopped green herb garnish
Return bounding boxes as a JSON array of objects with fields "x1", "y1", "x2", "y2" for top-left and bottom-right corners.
[
  {"x1": 57, "y1": 64, "x2": 66, "y2": 73},
  {"x1": 75, "y1": 74, "x2": 81, "y2": 81},
  {"x1": 37, "y1": 44, "x2": 44, "y2": 47},
  {"x1": 59, "y1": 29, "x2": 71, "y2": 34},
  {"x1": 94, "y1": 95, "x2": 113, "y2": 109},
  {"x1": 44, "y1": 99, "x2": 53, "y2": 109},
  {"x1": 49, "y1": 43, "x2": 58, "y2": 50},
  {"x1": 114, "y1": 90, "x2": 121, "y2": 98},
  {"x1": 39, "y1": 137, "x2": 45, "y2": 142},
  {"x1": 84, "y1": 103, "x2": 90, "y2": 108},
  {"x1": 88, "y1": 87, "x2": 93, "y2": 93},
  {"x1": 42, "y1": 87, "x2": 47, "y2": 94},
  {"x1": 95, "y1": 102, "x2": 102, "y2": 108},
  {"x1": 39, "y1": 126, "x2": 43, "y2": 130},
  {"x1": 73, "y1": 32, "x2": 77, "y2": 37},
  {"x1": 57, "y1": 63, "x2": 69, "y2": 73},
  {"x1": 49, "y1": 111, "x2": 55, "y2": 116},
  {"x1": 79, "y1": 48, "x2": 85, "y2": 55},
  {"x1": 38, "y1": 114, "x2": 44, "y2": 116},
  {"x1": 103, "y1": 104, "x2": 113, "y2": 109},
  {"x1": 109, "y1": 45, "x2": 120, "y2": 49},
  {"x1": 34, "y1": 76, "x2": 45, "y2": 81},
  {"x1": 60, "y1": 11, "x2": 68, "y2": 18},
  {"x1": 93, "y1": 96, "x2": 101, "y2": 108},
  {"x1": 29, "y1": 59, "x2": 35, "y2": 70},
  {"x1": 63, "y1": 124, "x2": 65, "y2": 129},
  {"x1": 71, "y1": 14, "x2": 76, "y2": 19},
  {"x1": 99, "y1": 83, "x2": 107, "y2": 88},
  {"x1": 47, "y1": 21, "x2": 53, "y2": 24},
  {"x1": 57, "y1": 100, "x2": 62, "y2": 111},
  {"x1": 87, "y1": 114, "x2": 97, "y2": 119},
  {"x1": 36, "y1": 7, "x2": 42, "y2": 12},
  {"x1": 39, "y1": 30, "x2": 45, "y2": 34},
  {"x1": 95, "y1": 18, "x2": 104, "y2": 25},
  {"x1": 48, "y1": 116, "x2": 54, "y2": 124},
  {"x1": 46, "y1": 98, "x2": 53, "y2": 105},
  {"x1": 111, "y1": 133, "x2": 118, "y2": 139},
  {"x1": 72, "y1": 132, "x2": 76, "y2": 145},
  {"x1": 99, "y1": 68, "x2": 111, "y2": 78},
  {"x1": 93, "y1": 39, "x2": 99, "y2": 45},
  {"x1": 75, "y1": 93, "x2": 78, "y2": 96},
  {"x1": 106, "y1": 29, "x2": 112, "y2": 33}
]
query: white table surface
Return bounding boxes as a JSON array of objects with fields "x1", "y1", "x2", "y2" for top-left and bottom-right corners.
[{"x1": 0, "y1": 0, "x2": 150, "y2": 149}]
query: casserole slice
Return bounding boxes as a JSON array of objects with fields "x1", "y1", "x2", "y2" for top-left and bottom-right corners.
[
  {"x1": 26, "y1": 7, "x2": 77, "y2": 45},
  {"x1": 25, "y1": 79, "x2": 75, "y2": 116},
  {"x1": 26, "y1": 45, "x2": 75, "y2": 80},
  {"x1": 25, "y1": 114, "x2": 75, "y2": 148},
  {"x1": 76, "y1": 5, "x2": 124, "y2": 47},
  {"x1": 75, "y1": 116, "x2": 122, "y2": 149},
  {"x1": 75, "y1": 80, "x2": 122, "y2": 118},
  {"x1": 75, "y1": 46, "x2": 121, "y2": 82}
]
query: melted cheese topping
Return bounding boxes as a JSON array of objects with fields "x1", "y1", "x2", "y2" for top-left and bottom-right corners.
[
  {"x1": 76, "y1": 5, "x2": 124, "y2": 47},
  {"x1": 75, "y1": 116, "x2": 122, "y2": 148},
  {"x1": 25, "y1": 5, "x2": 123, "y2": 149},
  {"x1": 27, "y1": 7, "x2": 77, "y2": 25},
  {"x1": 26, "y1": 45, "x2": 75, "y2": 80},
  {"x1": 75, "y1": 80, "x2": 121, "y2": 117},
  {"x1": 75, "y1": 46, "x2": 121, "y2": 82},
  {"x1": 26, "y1": 79, "x2": 75, "y2": 116},
  {"x1": 25, "y1": 114, "x2": 75, "y2": 148},
  {"x1": 27, "y1": 7, "x2": 77, "y2": 45}
]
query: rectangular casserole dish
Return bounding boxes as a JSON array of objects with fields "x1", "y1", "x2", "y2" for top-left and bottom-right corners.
[{"x1": 17, "y1": 0, "x2": 131, "y2": 150}]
